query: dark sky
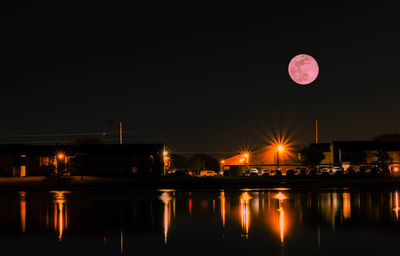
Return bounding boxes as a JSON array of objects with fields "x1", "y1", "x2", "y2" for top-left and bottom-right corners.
[{"x1": 1, "y1": 0, "x2": 399, "y2": 155}]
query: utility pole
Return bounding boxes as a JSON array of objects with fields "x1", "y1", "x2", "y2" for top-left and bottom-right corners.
[
  {"x1": 315, "y1": 119, "x2": 319, "y2": 144},
  {"x1": 277, "y1": 151, "x2": 280, "y2": 170},
  {"x1": 120, "y1": 122, "x2": 123, "y2": 145}
]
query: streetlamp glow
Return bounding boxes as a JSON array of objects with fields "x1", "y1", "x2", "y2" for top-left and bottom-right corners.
[{"x1": 277, "y1": 145, "x2": 284, "y2": 152}]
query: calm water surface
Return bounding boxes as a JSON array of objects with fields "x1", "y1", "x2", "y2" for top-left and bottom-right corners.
[{"x1": 0, "y1": 188, "x2": 399, "y2": 255}]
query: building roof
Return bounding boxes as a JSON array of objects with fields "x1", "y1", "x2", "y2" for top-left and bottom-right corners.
[
  {"x1": 310, "y1": 141, "x2": 400, "y2": 152},
  {"x1": 309, "y1": 143, "x2": 331, "y2": 152},
  {"x1": 332, "y1": 141, "x2": 400, "y2": 151}
]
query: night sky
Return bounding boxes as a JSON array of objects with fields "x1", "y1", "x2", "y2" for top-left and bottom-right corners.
[{"x1": 1, "y1": 1, "x2": 399, "y2": 155}]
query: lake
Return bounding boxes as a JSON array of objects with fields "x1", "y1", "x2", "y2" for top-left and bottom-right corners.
[{"x1": 0, "y1": 188, "x2": 399, "y2": 255}]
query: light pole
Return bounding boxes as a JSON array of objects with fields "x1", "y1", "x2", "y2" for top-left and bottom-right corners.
[{"x1": 276, "y1": 145, "x2": 283, "y2": 169}]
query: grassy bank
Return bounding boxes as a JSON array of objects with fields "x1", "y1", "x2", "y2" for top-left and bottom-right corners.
[{"x1": 1, "y1": 175, "x2": 400, "y2": 191}]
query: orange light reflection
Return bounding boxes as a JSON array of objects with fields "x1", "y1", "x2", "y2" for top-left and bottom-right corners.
[
  {"x1": 51, "y1": 191, "x2": 68, "y2": 242},
  {"x1": 274, "y1": 192, "x2": 287, "y2": 245},
  {"x1": 220, "y1": 191, "x2": 226, "y2": 227},
  {"x1": 240, "y1": 192, "x2": 252, "y2": 239},
  {"x1": 160, "y1": 192, "x2": 172, "y2": 244},
  {"x1": 343, "y1": 193, "x2": 351, "y2": 220},
  {"x1": 19, "y1": 191, "x2": 26, "y2": 233},
  {"x1": 394, "y1": 191, "x2": 400, "y2": 221}
]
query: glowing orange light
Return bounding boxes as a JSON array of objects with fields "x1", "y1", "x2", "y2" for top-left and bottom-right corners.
[
  {"x1": 273, "y1": 192, "x2": 287, "y2": 244},
  {"x1": 52, "y1": 191, "x2": 67, "y2": 242},
  {"x1": 243, "y1": 153, "x2": 249, "y2": 158},
  {"x1": 240, "y1": 192, "x2": 252, "y2": 239},
  {"x1": 163, "y1": 151, "x2": 168, "y2": 156},
  {"x1": 279, "y1": 206, "x2": 284, "y2": 243},
  {"x1": 57, "y1": 153, "x2": 65, "y2": 160},
  {"x1": 220, "y1": 160, "x2": 225, "y2": 164},
  {"x1": 240, "y1": 158, "x2": 244, "y2": 163},
  {"x1": 19, "y1": 191, "x2": 26, "y2": 233},
  {"x1": 395, "y1": 167, "x2": 399, "y2": 172},
  {"x1": 277, "y1": 145, "x2": 284, "y2": 152},
  {"x1": 220, "y1": 191, "x2": 226, "y2": 228},
  {"x1": 343, "y1": 193, "x2": 351, "y2": 220},
  {"x1": 160, "y1": 192, "x2": 172, "y2": 244},
  {"x1": 275, "y1": 192, "x2": 287, "y2": 200}
]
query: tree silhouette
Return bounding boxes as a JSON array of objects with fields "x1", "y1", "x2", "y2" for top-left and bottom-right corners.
[
  {"x1": 189, "y1": 153, "x2": 219, "y2": 174},
  {"x1": 170, "y1": 154, "x2": 190, "y2": 169}
]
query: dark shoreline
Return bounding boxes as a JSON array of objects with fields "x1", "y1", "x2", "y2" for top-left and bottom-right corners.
[{"x1": 1, "y1": 176, "x2": 400, "y2": 192}]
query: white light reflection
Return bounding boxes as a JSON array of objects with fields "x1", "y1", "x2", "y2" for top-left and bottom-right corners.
[
  {"x1": 51, "y1": 191, "x2": 68, "y2": 242},
  {"x1": 159, "y1": 192, "x2": 172, "y2": 244},
  {"x1": 394, "y1": 191, "x2": 400, "y2": 221},
  {"x1": 240, "y1": 192, "x2": 252, "y2": 239}
]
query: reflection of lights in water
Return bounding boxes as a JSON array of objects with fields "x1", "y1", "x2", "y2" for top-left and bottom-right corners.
[
  {"x1": 51, "y1": 191, "x2": 68, "y2": 242},
  {"x1": 343, "y1": 193, "x2": 351, "y2": 220},
  {"x1": 319, "y1": 193, "x2": 339, "y2": 229},
  {"x1": 394, "y1": 191, "x2": 400, "y2": 221},
  {"x1": 274, "y1": 192, "x2": 287, "y2": 245},
  {"x1": 220, "y1": 191, "x2": 225, "y2": 227},
  {"x1": 240, "y1": 192, "x2": 252, "y2": 239},
  {"x1": 19, "y1": 191, "x2": 27, "y2": 233},
  {"x1": 159, "y1": 192, "x2": 172, "y2": 244},
  {"x1": 120, "y1": 228, "x2": 123, "y2": 255},
  {"x1": 275, "y1": 192, "x2": 287, "y2": 201},
  {"x1": 189, "y1": 192, "x2": 192, "y2": 214},
  {"x1": 279, "y1": 206, "x2": 284, "y2": 244},
  {"x1": 317, "y1": 224, "x2": 320, "y2": 250}
]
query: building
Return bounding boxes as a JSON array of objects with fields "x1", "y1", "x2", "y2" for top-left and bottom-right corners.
[
  {"x1": 221, "y1": 140, "x2": 400, "y2": 175},
  {"x1": 221, "y1": 145, "x2": 300, "y2": 176},
  {"x1": 308, "y1": 141, "x2": 400, "y2": 170},
  {"x1": 0, "y1": 144, "x2": 165, "y2": 177}
]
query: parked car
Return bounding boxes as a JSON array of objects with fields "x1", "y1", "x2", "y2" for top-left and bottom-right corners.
[
  {"x1": 308, "y1": 167, "x2": 318, "y2": 176},
  {"x1": 200, "y1": 170, "x2": 217, "y2": 177},
  {"x1": 332, "y1": 166, "x2": 344, "y2": 175},
  {"x1": 321, "y1": 168, "x2": 331, "y2": 176},
  {"x1": 299, "y1": 168, "x2": 308, "y2": 176},
  {"x1": 261, "y1": 169, "x2": 271, "y2": 176},
  {"x1": 274, "y1": 169, "x2": 282, "y2": 177},
  {"x1": 248, "y1": 168, "x2": 260, "y2": 176},
  {"x1": 294, "y1": 168, "x2": 302, "y2": 175},
  {"x1": 286, "y1": 169, "x2": 295, "y2": 176},
  {"x1": 168, "y1": 169, "x2": 190, "y2": 176},
  {"x1": 346, "y1": 167, "x2": 357, "y2": 175},
  {"x1": 359, "y1": 166, "x2": 370, "y2": 175}
]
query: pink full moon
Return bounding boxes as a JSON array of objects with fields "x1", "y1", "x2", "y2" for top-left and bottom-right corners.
[{"x1": 288, "y1": 54, "x2": 319, "y2": 85}]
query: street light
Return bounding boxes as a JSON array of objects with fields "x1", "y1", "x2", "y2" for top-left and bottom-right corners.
[
  {"x1": 243, "y1": 153, "x2": 249, "y2": 165},
  {"x1": 57, "y1": 153, "x2": 65, "y2": 160}
]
